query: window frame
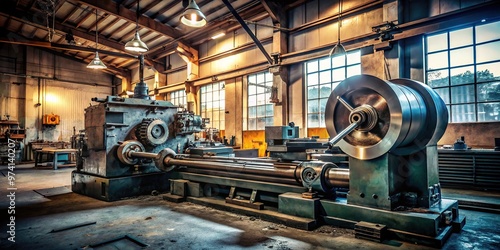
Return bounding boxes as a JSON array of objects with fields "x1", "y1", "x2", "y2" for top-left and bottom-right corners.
[
  {"x1": 246, "y1": 72, "x2": 274, "y2": 131},
  {"x1": 200, "y1": 81, "x2": 225, "y2": 130},
  {"x1": 305, "y1": 50, "x2": 362, "y2": 129},
  {"x1": 425, "y1": 20, "x2": 500, "y2": 123},
  {"x1": 169, "y1": 89, "x2": 187, "y2": 108}
]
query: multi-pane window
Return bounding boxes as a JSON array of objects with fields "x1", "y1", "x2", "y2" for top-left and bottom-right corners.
[
  {"x1": 305, "y1": 50, "x2": 361, "y2": 128},
  {"x1": 169, "y1": 89, "x2": 186, "y2": 108},
  {"x1": 201, "y1": 82, "x2": 225, "y2": 130},
  {"x1": 247, "y1": 72, "x2": 274, "y2": 130},
  {"x1": 426, "y1": 20, "x2": 500, "y2": 122}
]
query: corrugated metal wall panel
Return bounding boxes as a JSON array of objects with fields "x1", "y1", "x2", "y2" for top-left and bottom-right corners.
[{"x1": 40, "y1": 79, "x2": 111, "y2": 142}]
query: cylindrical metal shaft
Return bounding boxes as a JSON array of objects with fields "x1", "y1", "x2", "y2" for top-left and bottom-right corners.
[
  {"x1": 179, "y1": 154, "x2": 280, "y2": 163},
  {"x1": 328, "y1": 121, "x2": 359, "y2": 146},
  {"x1": 165, "y1": 157, "x2": 298, "y2": 179},
  {"x1": 127, "y1": 148, "x2": 350, "y2": 191},
  {"x1": 129, "y1": 151, "x2": 157, "y2": 159},
  {"x1": 325, "y1": 168, "x2": 349, "y2": 188},
  {"x1": 180, "y1": 168, "x2": 300, "y2": 186}
]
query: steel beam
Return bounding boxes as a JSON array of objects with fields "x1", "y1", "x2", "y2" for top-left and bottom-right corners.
[{"x1": 221, "y1": 0, "x2": 273, "y2": 65}]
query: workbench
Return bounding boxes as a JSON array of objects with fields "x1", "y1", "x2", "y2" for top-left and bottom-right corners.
[{"x1": 34, "y1": 148, "x2": 77, "y2": 170}]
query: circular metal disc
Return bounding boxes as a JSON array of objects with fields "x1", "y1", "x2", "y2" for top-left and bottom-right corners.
[
  {"x1": 117, "y1": 140, "x2": 145, "y2": 165},
  {"x1": 325, "y1": 75, "x2": 411, "y2": 160},
  {"x1": 137, "y1": 118, "x2": 169, "y2": 147},
  {"x1": 390, "y1": 78, "x2": 448, "y2": 155},
  {"x1": 146, "y1": 119, "x2": 169, "y2": 145},
  {"x1": 155, "y1": 148, "x2": 177, "y2": 172}
]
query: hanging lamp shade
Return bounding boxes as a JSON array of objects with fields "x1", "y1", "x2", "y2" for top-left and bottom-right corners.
[
  {"x1": 180, "y1": 0, "x2": 207, "y2": 27},
  {"x1": 329, "y1": 0, "x2": 346, "y2": 58},
  {"x1": 87, "y1": 51, "x2": 107, "y2": 69},
  {"x1": 88, "y1": 9, "x2": 106, "y2": 69},
  {"x1": 125, "y1": 30, "x2": 149, "y2": 52},
  {"x1": 329, "y1": 41, "x2": 346, "y2": 57}
]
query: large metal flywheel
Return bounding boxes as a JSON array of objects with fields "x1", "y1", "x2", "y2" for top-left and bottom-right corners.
[{"x1": 325, "y1": 74, "x2": 448, "y2": 160}]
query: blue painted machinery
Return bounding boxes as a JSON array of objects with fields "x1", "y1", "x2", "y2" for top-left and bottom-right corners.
[{"x1": 78, "y1": 75, "x2": 465, "y2": 247}]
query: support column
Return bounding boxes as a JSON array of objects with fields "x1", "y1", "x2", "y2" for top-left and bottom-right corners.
[
  {"x1": 265, "y1": 0, "x2": 288, "y2": 125},
  {"x1": 177, "y1": 42, "x2": 199, "y2": 113}
]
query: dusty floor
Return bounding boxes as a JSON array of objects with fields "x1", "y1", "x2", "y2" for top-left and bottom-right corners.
[{"x1": 0, "y1": 164, "x2": 499, "y2": 250}]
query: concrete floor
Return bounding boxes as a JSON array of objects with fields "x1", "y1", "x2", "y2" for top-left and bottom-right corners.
[{"x1": 0, "y1": 163, "x2": 499, "y2": 250}]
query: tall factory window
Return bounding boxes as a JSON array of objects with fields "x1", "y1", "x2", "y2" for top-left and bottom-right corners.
[
  {"x1": 426, "y1": 20, "x2": 500, "y2": 122},
  {"x1": 305, "y1": 50, "x2": 361, "y2": 128},
  {"x1": 247, "y1": 72, "x2": 274, "y2": 130},
  {"x1": 201, "y1": 82, "x2": 225, "y2": 130},
  {"x1": 169, "y1": 89, "x2": 186, "y2": 108}
]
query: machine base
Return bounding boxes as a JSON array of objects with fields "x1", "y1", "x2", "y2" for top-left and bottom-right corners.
[
  {"x1": 164, "y1": 174, "x2": 465, "y2": 248},
  {"x1": 321, "y1": 198, "x2": 460, "y2": 236},
  {"x1": 186, "y1": 196, "x2": 318, "y2": 231},
  {"x1": 320, "y1": 198, "x2": 465, "y2": 247},
  {"x1": 71, "y1": 171, "x2": 169, "y2": 201}
]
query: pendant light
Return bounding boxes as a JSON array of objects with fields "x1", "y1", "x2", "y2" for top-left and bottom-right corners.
[
  {"x1": 180, "y1": 0, "x2": 207, "y2": 28},
  {"x1": 87, "y1": 9, "x2": 107, "y2": 69},
  {"x1": 329, "y1": 0, "x2": 346, "y2": 58},
  {"x1": 125, "y1": 0, "x2": 149, "y2": 53}
]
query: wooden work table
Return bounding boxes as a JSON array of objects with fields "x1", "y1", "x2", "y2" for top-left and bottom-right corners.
[{"x1": 34, "y1": 148, "x2": 77, "y2": 170}]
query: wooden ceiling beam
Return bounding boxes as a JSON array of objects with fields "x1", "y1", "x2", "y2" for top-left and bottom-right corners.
[
  {"x1": 54, "y1": 0, "x2": 66, "y2": 13},
  {"x1": 97, "y1": 16, "x2": 121, "y2": 34},
  {"x1": 149, "y1": 0, "x2": 182, "y2": 20},
  {"x1": 75, "y1": 8, "x2": 94, "y2": 28},
  {"x1": 261, "y1": 0, "x2": 286, "y2": 25},
  {"x1": 140, "y1": 0, "x2": 164, "y2": 15},
  {"x1": 76, "y1": 0, "x2": 183, "y2": 39},
  {"x1": 62, "y1": 3, "x2": 81, "y2": 24},
  {"x1": 87, "y1": 12, "x2": 109, "y2": 33}
]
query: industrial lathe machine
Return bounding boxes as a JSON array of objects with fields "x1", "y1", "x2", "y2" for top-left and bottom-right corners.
[{"x1": 72, "y1": 74, "x2": 465, "y2": 247}]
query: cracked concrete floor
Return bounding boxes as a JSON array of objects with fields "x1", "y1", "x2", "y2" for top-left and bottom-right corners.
[{"x1": 0, "y1": 164, "x2": 499, "y2": 250}]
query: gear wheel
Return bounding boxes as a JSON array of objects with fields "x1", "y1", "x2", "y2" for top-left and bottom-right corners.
[{"x1": 136, "y1": 118, "x2": 169, "y2": 146}]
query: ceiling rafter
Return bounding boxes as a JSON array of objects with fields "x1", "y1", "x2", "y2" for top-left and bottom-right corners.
[
  {"x1": 104, "y1": 20, "x2": 131, "y2": 39},
  {"x1": 149, "y1": 0, "x2": 182, "y2": 20},
  {"x1": 87, "y1": 12, "x2": 109, "y2": 33},
  {"x1": 0, "y1": 34, "x2": 128, "y2": 77},
  {"x1": 62, "y1": 3, "x2": 81, "y2": 23},
  {"x1": 75, "y1": 8, "x2": 94, "y2": 28},
  {"x1": 120, "y1": 26, "x2": 156, "y2": 44},
  {"x1": 54, "y1": 0, "x2": 66, "y2": 13},
  {"x1": 146, "y1": 0, "x2": 263, "y2": 58},
  {"x1": 140, "y1": 0, "x2": 164, "y2": 15},
  {"x1": 124, "y1": 0, "x2": 138, "y2": 9},
  {"x1": 75, "y1": 0, "x2": 183, "y2": 40},
  {"x1": 261, "y1": 0, "x2": 286, "y2": 25},
  {"x1": 0, "y1": 7, "x2": 134, "y2": 60},
  {"x1": 97, "y1": 16, "x2": 121, "y2": 34}
]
